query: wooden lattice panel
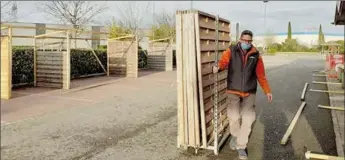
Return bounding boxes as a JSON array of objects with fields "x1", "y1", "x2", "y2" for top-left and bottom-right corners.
[
  {"x1": 107, "y1": 40, "x2": 138, "y2": 78},
  {"x1": 147, "y1": 42, "x2": 174, "y2": 71},
  {"x1": 36, "y1": 51, "x2": 64, "y2": 88}
]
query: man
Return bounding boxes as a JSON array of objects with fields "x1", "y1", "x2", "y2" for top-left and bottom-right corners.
[{"x1": 213, "y1": 30, "x2": 272, "y2": 160}]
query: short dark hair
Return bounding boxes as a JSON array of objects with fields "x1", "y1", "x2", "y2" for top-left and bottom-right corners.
[{"x1": 241, "y1": 30, "x2": 253, "y2": 37}]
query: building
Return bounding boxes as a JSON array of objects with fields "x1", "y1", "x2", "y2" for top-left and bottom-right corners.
[
  {"x1": 0, "y1": 22, "x2": 153, "y2": 49},
  {"x1": 253, "y1": 32, "x2": 344, "y2": 47}
]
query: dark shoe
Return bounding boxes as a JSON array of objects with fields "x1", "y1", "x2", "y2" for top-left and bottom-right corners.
[
  {"x1": 229, "y1": 136, "x2": 237, "y2": 150},
  {"x1": 237, "y1": 149, "x2": 248, "y2": 160}
]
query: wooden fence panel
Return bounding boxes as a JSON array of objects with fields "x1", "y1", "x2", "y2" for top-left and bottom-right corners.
[
  {"x1": 147, "y1": 42, "x2": 174, "y2": 71},
  {"x1": 36, "y1": 51, "x2": 64, "y2": 88},
  {"x1": 107, "y1": 40, "x2": 138, "y2": 78}
]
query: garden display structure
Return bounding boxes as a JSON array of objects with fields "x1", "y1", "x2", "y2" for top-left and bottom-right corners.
[
  {"x1": 176, "y1": 10, "x2": 231, "y2": 155},
  {"x1": 0, "y1": 25, "x2": 139, "y2": 100}
]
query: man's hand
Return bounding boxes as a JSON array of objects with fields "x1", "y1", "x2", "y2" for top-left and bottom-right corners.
[
  {"x1": 213, "y1": 66, "x2": 219, "y2": 74},
  {"x1": 266, "y1": 93, "x2": 273, "y2": 103}
]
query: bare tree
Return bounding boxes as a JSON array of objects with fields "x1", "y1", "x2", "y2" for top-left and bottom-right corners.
[
  {"x1": 154, "y1": 10, "x2": 175, "y2": 28},
  {"x1": 112, "y1": 1, "x2": 150, "y2": 39},
  {"x1": 38, "y1": 1, "x2": 108, "y2": 47},
  {"x1": 150, "y1": 10, "x2": 175, "y2": 41},
  {"x1": 1, "y1": 1, "x2": 16, "y2": 22}
]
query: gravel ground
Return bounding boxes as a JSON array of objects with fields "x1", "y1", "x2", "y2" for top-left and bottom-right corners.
[{"x1": 1, "y1": 54, "x2": 336, "y2": 160}]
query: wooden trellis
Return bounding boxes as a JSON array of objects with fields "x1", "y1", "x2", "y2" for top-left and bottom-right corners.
[
  {"x1": 107, "y1": 35, "x2": 139, "y2": 78},
  {"x1": 147, "y1": 38, "x2": 174, "y2": 71},
  {"x1": 176, "y1": 10, "x2": 231, "y2": 155}
]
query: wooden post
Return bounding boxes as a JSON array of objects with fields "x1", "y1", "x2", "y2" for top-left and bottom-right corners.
[
  {"x1": 1, "y1": 27, "x2": 12, "y2": 99},
  {"x1": 305, "y1": 151, "x2": 344, "y2": 160},
  {"x1": 107, "y1": 40, "x2": 110, "y2": 77},
  {"x1": 309, "y1": 89, "x2": 344, "y2": 94},
  {"x1": 312, "y1": 81, "x2": 342, "y2": 85},
  {"x1": 281, "y1": 102, "x2": 306, "y2": 145},
  {"x1": 176, "y1": 11, "x2": 184, "y2": 148},
  {"x1": 63, "y1": 31, "x2": 71, "y2": 90},
  {"x1": 301, "y1": 82, "x2": 308, "y2": 101},
  {"x1": 318, "y1": 105, "x2": 344, "y2": 111},
  {"x1": 33, "y1": 37, "x2": 37, "y2": 86}
]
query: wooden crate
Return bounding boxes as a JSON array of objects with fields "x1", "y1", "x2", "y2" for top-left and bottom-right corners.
[{"x1": 176, "y1": 10, "x2": 231, "y2": 155}]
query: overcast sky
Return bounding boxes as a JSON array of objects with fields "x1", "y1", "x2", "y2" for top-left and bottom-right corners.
[{"x1": 1, "y1": 1, "x2": 344, "y2": 35}]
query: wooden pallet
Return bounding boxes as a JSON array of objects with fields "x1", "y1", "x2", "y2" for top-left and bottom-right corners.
[{"x1": 176, "y1": 10, "x2": 231, "y2": 155}]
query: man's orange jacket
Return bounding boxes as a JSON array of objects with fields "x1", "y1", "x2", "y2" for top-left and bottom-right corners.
[{"x1": 218, "y1": 46, "x2": 271, "y2": 97}]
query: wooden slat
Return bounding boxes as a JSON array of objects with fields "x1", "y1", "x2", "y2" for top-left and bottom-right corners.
[
  {"x1": 190, "y1": 12, "x2": 200, "y2": 147},
  {"x1": 175, "y1": 11, "x2": 185, "y2": 147},
  {"x1": 182, "y1": 12, "x2": 190, "y2": 145},
  {"x1": 36, "y1": 82, "x2": 62, "y2": 88},
  {"x1": 37, "y1": 74, "x2": 62, "y2": 79}
]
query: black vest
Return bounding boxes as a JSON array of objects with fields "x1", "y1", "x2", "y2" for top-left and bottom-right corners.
[{"x1": 227, "y1": 45, "x2": 260, "y2": 93}]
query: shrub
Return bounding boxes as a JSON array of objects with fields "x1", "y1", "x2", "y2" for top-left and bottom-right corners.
[
  {"x1": 70, "y1": 49, "x2": 107, "y2": 78},
  {"x1": 266, "y1": 47, "x2": 277, "y2": 55},
  {"x1": 12, "y1": 47, "x2": 34, "y2": 85}
]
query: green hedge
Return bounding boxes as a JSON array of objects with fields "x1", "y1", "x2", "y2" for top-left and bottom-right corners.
[
  {"x1": 70, "y1": 49, "x2": 107, "y2": 78},
  {"x1": 11, "y1": 47, "x2": 108, "y2": 86},
  {"x1": 12, "y1": 48, "x2": 34, "y2": 85}
]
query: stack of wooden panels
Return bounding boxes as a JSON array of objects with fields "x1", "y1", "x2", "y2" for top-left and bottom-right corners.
[
  {"x1": 147, "y1": 42, "x2": 174, "y2": 71},
  {"x1": 176, "y1": 10, "x2": 231, "y2": 155}
]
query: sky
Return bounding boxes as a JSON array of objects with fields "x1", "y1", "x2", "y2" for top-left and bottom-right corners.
[{"x1": 1, "y1": 1, "x2": 344, "y2": 36}]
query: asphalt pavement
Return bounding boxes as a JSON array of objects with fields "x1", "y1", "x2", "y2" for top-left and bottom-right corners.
[{"x1": 1, "y1": 54, "x2": 336, "y2": 160}]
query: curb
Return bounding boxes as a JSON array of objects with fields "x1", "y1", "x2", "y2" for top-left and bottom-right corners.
[{"x1": 326, "y1": 76, "x2": 344, "y2": 156}]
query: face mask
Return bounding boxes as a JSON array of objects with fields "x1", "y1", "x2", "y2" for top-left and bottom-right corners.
[{"x1": 240, "y1": 43, "x2": 251, "y2": 50}]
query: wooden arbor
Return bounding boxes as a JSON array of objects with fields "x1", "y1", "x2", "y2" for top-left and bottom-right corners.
[
  {"x1": 0, "y1": 26, "x2": 72, "y2": 100},
  {"x1": 176, "y1": 10, "x2": 231, "y2": 155},
  {"x1": 147, "y1": 38, "x2": 175, "y2": 71}
]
